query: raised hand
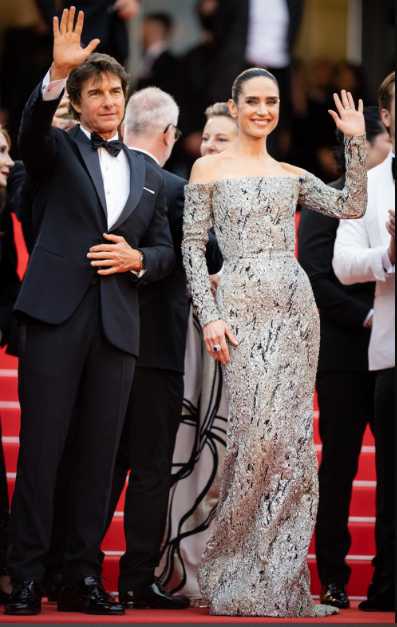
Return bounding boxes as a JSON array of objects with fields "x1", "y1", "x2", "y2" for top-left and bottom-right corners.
[
  {"x1": 52, "y1": 7, "x2": 100, "y2": 79},
  {"x1": 328, "y1": 90, "x2": 365, "y2": 137}
]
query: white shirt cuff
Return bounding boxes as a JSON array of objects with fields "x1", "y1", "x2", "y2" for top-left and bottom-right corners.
[
  {"x1": 363, "y1": 309, "x2": 374, "y2": 328},
  {"x1": 382, "y1": 250, "x2": 396, "y2": 275},
  {"x1": 42, "y1": 69, "x2": 67, "y2": 102},
  {"x1": 131, "y1": 269, "x2": 147, "y2": 278}
]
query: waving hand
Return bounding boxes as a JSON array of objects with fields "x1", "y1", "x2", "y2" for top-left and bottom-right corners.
[
  {"x1": 328, "y1": 90, "x2": 365, "y2": 138},
  {"x1": 51, "y1": 7, "x2": 100, "y2": 80}
]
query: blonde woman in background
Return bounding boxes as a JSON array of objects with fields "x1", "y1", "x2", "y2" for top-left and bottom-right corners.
[{"x1": 157, "y1": 104, "x2": 237, "y2": 605}]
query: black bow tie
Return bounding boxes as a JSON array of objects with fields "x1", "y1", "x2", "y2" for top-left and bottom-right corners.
[{"x1": 91, "y1": 132, "x2": 123, "y2": 157}]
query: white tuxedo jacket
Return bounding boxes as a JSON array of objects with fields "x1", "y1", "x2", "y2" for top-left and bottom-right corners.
[{"x1": 333, "y1": 151, "x2": 395, "y2": 371}]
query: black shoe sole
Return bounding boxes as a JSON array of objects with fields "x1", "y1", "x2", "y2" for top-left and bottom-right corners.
[
  {"x1": 58, "y1": 604, "x2": 125, "y2": 615},
  {"x1": 4, "y1": 609, "x2": 41, "y2": 616}
]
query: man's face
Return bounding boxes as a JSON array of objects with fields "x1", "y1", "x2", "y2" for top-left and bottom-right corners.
[
  {"x1": 72, "y1": 72, "x2": 126, "y2": 139},
  {"x1": 381, "y1": 85, "x2": 395, "y2": 151}
]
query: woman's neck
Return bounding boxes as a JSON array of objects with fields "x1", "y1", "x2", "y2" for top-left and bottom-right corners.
[{"x1": 235, "y1": 134, "x2": 270, "y2": 160}]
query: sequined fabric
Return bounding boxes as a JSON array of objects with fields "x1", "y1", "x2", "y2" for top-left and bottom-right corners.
[{"x1": 181, "y1": 136, "x2": 367, "y2": 617}]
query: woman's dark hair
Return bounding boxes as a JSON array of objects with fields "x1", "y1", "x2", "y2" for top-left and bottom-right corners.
[
  {"x1": 334, "y1": 106, "x2": 386, "y2": 168},
  {"x1": 66, "y1": 53, "x2": 129, "y2": 120},
  {"x1": 232, "y1": 68, "x2": 279, "y2": 103}
]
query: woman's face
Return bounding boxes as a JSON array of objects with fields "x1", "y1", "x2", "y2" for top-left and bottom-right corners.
[
  {"x1": 0, "y1": 132, "x2": 14, "y2": 188},
  {"x1": 201, "y1": 115, "x2": 238, "y2": 156},
  {"x1": 232, "y1": 77, "x2": 280, "y2": 140}
]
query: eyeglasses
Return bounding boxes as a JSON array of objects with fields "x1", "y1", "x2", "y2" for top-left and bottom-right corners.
[{"x1": 164, "y1": 124, "x2": 183, "y2": 142}]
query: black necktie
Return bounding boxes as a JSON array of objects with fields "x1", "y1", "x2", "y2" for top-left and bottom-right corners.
[{"x1": 91, "y1": 132, "x2": 123, "y2": 157}]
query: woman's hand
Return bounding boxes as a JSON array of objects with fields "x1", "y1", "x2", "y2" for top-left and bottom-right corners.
[
  {"x1": 203, "y1": 320, "x2": 238, "y2": 365},
  {"x1": 328, "y1": 90, "x2": 365, "y2": 137}
]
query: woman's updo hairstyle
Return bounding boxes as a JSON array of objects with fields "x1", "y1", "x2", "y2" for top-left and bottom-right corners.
[{"x1": 232, "y1": 68, "x2": 279, "y2": 103}]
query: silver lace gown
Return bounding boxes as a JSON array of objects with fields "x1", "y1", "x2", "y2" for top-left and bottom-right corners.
[{"x1": 182, "y1": 136, "x2": 367, "y2": 617}]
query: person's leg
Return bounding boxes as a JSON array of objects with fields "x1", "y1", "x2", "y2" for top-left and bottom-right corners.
[
  {"x1": 316, "y1": 371, "x2": 371, "y2": 590},
  {"x1": 7, "y1": 311, "x2": 92, "y2": 585},
  {"x1": 362, "y1": 368, "x2": 395, "y2": 610},
  {"x1": 62, "y1": 330, "x2": 136, "y2": 583},
  {"x1": 119, "y1": 368, "x2": 183, "y2": 593},
  {"x1": 0, "y1": 421, "x2": 10, "y2": 599}
]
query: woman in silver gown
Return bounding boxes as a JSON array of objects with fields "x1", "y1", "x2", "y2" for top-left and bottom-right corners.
[{"x1": 182, "y1": 68, "x2": 367, "y2": 617}]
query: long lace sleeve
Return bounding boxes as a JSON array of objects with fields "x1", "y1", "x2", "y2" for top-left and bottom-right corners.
[
  {"x1": 182, "y1": 183, "x2": 221, "y2": 328},
  {"x1": 299, "y1": 134, "x2": 367, "y2": 219}
]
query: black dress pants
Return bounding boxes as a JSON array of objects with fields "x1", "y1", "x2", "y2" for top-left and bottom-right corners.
[
  {"x1": 315, "y1": 370, "x2": 375, "y2": 587},
  {"x1": 370, "y1": 367, "x2": 395, "y2": 600},
  {"x1": 8, "y1": 286, "x2": 136, "y2": 583},
  {"x1": 0, "y1": 421, "x2": 9, "y2": 575},
  {"x1": 101, "y1": 367, "x2": 183, "y2": 593}
]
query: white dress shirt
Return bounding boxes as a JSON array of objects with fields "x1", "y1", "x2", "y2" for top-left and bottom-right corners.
[
  {"x1": 246, "y1": 0, "x2": 290, "y2": 68},
  {"x1": 42, "y1": 71, "x2": 130, "y2": 231},
  {"x1": 333, "y1": 151, "x2": 395, "y2": 371}
]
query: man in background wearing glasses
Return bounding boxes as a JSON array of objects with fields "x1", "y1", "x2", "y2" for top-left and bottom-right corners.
[{"x1": 98, "y1": 87, "x2": 222, "y2": 610}]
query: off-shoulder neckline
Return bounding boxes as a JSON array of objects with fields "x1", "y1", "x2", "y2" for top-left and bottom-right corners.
[{"x1": 187, "y1": 174, "x2": 305, "y2": 188}]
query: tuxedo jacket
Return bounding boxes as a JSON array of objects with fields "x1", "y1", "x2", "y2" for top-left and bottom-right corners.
[
  {"x1": 34, "y1": 0, "x2": 129, "y2": 64},
  {"x1": 298, "y1": 177, "x2": 375, "y2": 373},
  {"x1": 16, "y1": 81, "x2": 175, "y2": 357},
  {"x1": 333, "y1": 153, "x2": 395, "y2": 371},
  {"x1": 137, "y1": 154, "x2": 223, "y2": 374}
]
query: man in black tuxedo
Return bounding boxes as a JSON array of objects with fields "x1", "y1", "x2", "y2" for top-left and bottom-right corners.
[
  {"x1": 135, "y1": 13, "x2": 180, "y2": 102},
  {"x1": 35, "y1": 0, "x2": 140, "y2": 65},
  {"x1": 298, "y1": 107, "x2": 390, "y2": 609},
  {"x1": 5, "y1": 9, "x2": 175, "y2": 617},
  {"x1": 95, "y1": 86, "x2": 222, "y2": 609}
]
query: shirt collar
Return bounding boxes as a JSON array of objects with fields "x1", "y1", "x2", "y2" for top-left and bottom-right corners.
[
  {"x1": 129, "y1": 146, "x2": 161, "y2": 166},
  {"x1": 79, "y1": 125, "x2": 119, "y2": 142}
]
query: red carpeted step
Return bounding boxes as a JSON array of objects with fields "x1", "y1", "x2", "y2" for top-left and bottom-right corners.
[
  {"x1": 0, "y1": 405, "x2": 20, "y2": 436},
  {"x1": 103, "y1": 516, "x2": 376, "y2": 556},
  {"x1": 100, "y1": 554, "x2": 375, "y2": 598}
]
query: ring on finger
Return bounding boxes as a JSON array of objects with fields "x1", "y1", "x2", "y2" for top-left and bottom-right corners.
[{"x1": 212, "y1": 344, "x2": 222, "y2": 353}]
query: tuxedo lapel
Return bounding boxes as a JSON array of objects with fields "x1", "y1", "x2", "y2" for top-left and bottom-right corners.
[
  {"x1": 109, "y1": 148, "x2": 145, "y2": 232},
  {"x1": 70, "y1": 127, "x2": 108, "y2": 222}
]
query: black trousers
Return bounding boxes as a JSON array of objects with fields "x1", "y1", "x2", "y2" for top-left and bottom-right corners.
[
  {"x1": 370, "y1": 368, "x2": 395, "y2": 599},
  {"x1": 8, "y1": 286, "x2": 136, "y2": 582},
  {"x1": 0, "y1": 421, "x2": 9, "y2": 575},
  {"x1": 315, "y1": 370, "x2": 375, "y2": 587},
  {"x1": 99, "y1": 367, "x2": 183, "y2": 593}
]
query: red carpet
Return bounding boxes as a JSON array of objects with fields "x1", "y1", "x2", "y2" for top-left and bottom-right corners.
[{"x1": 0, "y1": 603, "x2": 394, "y2": 624}]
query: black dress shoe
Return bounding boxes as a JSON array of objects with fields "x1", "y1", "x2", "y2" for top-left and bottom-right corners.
[
  {"x1": 320, "y1": 584, "x2": 350, "y2": 609},
  {"x1": 359, "y1": 594, "x2": 395, "y2": 612},
  {"x1": 4, "y1": 580, "x2": 41, "y2": 615},
  {"x1": 57, "y1": 576, "x2": 124, "y2": 615},
  {"x1": 120, "y1": 580, "x2": 190, "y2": 610}
]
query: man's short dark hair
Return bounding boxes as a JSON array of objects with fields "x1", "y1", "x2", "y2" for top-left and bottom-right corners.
[
  {"x1": 144, "y1": 12, "x2": 174, "y2": 35},
  {"x1": 66, "y1": 53, "x2": 129, "y2": 119},
  {"x1": 378, "y1": 71, "x2": 395, "y2": 112}
]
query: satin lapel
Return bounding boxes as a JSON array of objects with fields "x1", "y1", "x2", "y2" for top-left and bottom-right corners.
[
  {"x1": 70, "y1": 127, "x2": 108, "y2": 221},
  {"x1": 110, "y1": 148, "x2": 146, "y2": 232}
]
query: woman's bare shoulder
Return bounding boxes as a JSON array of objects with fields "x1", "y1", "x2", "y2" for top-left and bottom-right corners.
[
  {"x1": 280, "y1": 162, "x2": 306, "y2": 177},
  {"x1": 189, "y1": 154, "x2": 228, "y2": 184}
]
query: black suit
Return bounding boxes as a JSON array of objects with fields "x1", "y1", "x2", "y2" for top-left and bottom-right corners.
[
  {"x1": 298, "y1": 178, "x2": 376, "y2": 588},
  {"x1": 99, "y1": 153, "x2": 223, "y2": 591},
  {"x1": 35, "y1": 0, "x2": 130, "y2": 64},
  {"x1": 8, "y1": 82, "x2": 175, "y2": 584},
  {"x1": 136, "y1": 51, "x2": 181, "y2": 102}
]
